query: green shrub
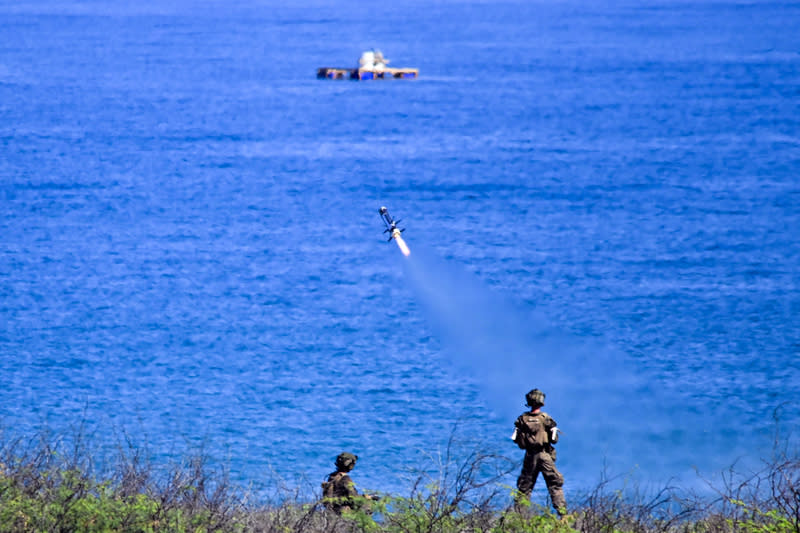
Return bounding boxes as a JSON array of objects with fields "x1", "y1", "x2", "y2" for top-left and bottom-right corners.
[{"x1": 1, "y1": 425, "x2": 798, "y2": 532}]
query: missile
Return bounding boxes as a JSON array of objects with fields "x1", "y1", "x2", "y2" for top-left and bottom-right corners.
[
  {"x1": 379, "y1": 206, "x2": 411, "y2": 256},
  {"x1": 379, "y1": 206, "x2": 403, "y2": 240}
]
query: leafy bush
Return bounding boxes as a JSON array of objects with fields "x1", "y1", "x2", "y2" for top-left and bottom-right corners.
[{"x1": 0, "y1": 424, "x2": 797, "y2": 532}]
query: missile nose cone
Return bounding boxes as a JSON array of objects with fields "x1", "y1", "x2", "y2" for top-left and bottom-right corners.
[{"x1": 379, "y1": 206, "x2": 388, "y2": 214}]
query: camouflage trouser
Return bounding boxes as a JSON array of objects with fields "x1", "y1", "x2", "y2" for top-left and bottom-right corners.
[{"x1": 516, "y1": 449, "x2": 566, "y2": 515}]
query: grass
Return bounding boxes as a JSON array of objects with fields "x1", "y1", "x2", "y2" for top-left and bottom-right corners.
[{"x1": 0, "y1": 425, "x2": 797, "y2": 532}]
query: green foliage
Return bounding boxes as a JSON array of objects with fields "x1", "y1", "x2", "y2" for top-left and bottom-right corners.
[
  {"x1": 341, "y1": 496, "x2": 383, "y2": 533},
  {"x1": 728, "y1": 499, "x2": 797, "y2": 533},
  {"x1": 491, "y1": 508, "x2": 575, "y2": 533},
  {"x1": 1, "y1": 426, "x2": 798, "y2": 532},
  {"x1": 1, "y1": 468, "x2": 163, "y2": 532},
  {"x1": 381, "y1": 492, "x2": 460, "y2": 533},
  {"x1": 0, "y1": 454, "x2": 245, "y2": 533}
]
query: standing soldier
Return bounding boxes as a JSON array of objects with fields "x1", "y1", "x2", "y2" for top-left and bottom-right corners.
[
  {"x1": 511, "y1": 388, "x2": 567, "y2": 518},
  {"x1": 321, "y1": 452, "x2": 373, "y2": 515}
]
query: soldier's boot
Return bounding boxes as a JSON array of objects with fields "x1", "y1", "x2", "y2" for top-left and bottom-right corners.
[{"x1": 549, "y1": 489, "x2": 567, "y2": 521}]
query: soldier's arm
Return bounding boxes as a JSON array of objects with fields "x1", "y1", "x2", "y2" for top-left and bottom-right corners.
[{"x1": 546, "y1": 415, "x2": 560, "y2": 443}]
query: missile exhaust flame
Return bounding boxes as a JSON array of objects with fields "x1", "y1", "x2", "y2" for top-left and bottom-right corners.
[{"x1": 393, "y1": 230, "x2": 411, "y2": 256}]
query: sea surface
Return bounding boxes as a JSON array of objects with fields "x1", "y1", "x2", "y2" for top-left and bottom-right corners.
[{"x1": 1, "y1": 0, "x2": 799, "y2": 502}]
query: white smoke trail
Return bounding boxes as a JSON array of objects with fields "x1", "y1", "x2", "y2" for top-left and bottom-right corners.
[{"x1": 399, "y1": 244, "x2": 768, "y2": 489}]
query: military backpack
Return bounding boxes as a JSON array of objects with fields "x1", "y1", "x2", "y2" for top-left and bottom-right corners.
[{"x1": 514, "y1": 411, "x2": 553, "y2": 450}]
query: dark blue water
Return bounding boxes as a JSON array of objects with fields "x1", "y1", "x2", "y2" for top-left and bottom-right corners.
[{"x1": 1, "y1": 0, "x2": 799, "y2": 500}]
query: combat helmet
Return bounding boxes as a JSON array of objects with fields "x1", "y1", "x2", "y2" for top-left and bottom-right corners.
[
  {"x1": 525, "y1": 388, "x2": 546, "y2": 408},
  {"x1": 335, "y1": 452, "x2": 358, "y2": 472}
]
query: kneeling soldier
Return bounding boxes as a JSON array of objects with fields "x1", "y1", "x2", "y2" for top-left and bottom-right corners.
[{"x1": 322, "y1": 452, "x2": 374, "y2": 515}]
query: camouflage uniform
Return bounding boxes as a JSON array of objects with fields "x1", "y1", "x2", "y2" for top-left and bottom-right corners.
[
  {"x1": 513, "y1": 389, "x2": 566, "y2": 516},
  {"x1": 322, "y1": 452, "x2": 361, "y2": 514}
]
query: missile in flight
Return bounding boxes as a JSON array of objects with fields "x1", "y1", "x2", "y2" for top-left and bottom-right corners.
[{"x1": 379, "y1": 206, "x2": 411, "y2": 257}]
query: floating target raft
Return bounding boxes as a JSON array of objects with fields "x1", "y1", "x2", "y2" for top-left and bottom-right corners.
[{"x1": 317, "y1": 67, "x2": 419, "y2": 80}]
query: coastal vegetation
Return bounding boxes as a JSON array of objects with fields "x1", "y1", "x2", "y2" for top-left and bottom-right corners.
[{"x1": 0, "y1": 427, "x2": 797, "y2": 532}]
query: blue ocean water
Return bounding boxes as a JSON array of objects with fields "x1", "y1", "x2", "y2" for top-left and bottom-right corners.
[{"x1": 1, "y1": 0, "x2": 799, "y2": 501}]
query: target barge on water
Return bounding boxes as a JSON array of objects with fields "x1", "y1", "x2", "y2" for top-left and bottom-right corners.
[{"x1": 317, "y1": 49, "x2": 418, "y2": 80}]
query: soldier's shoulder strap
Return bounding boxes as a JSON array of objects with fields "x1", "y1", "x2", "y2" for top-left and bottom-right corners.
[
  {"x1": 321, "y1": 475, "x2": 335, "y2": 497},
  {"x1": 539, "y1": 411, "x2": 558, "y2": 428},
  {"x1": 324, "y1": 472, "x2": 346, "y2": 486}
]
